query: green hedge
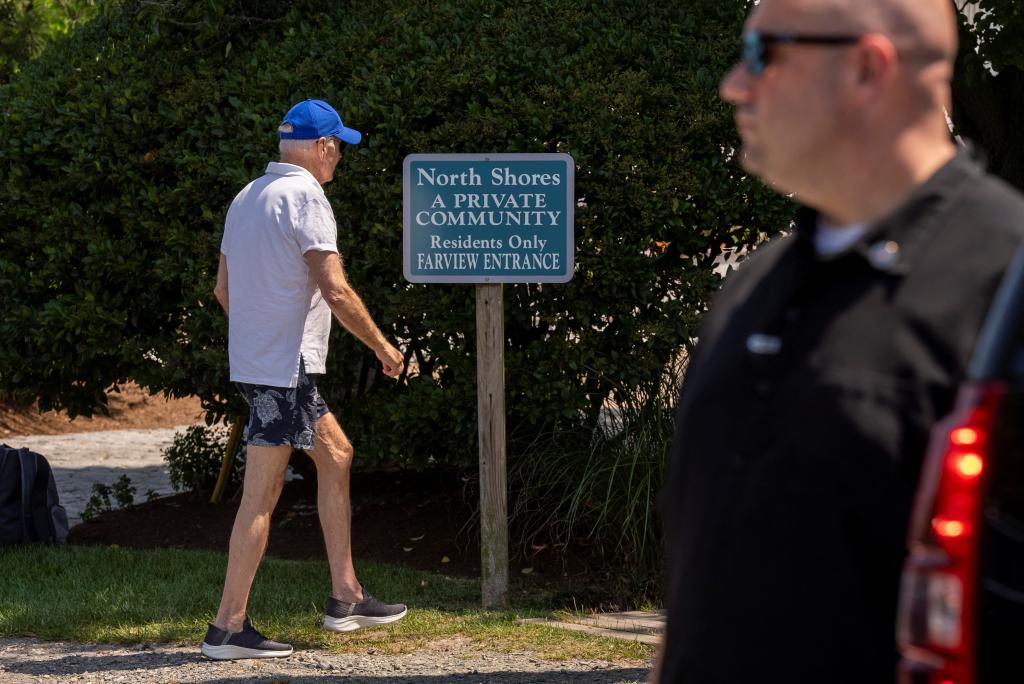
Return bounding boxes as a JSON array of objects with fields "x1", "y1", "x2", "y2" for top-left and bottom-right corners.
[
  {"x1": 0, "y1": 0, "x2": 99, "y2": 84},
  {"x1": 0, "y1": 0, "x2": 793, "y2": 468},
  {"x1": 953, "y1": 0, "x2": 1024, "y2": 190}
]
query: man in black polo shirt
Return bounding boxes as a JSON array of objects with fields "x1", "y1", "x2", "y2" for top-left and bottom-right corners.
[{"x1": 656, "y1": 0, "x2": 1024, "y2": 682}]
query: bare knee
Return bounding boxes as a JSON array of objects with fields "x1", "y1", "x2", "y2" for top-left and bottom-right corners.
[
  {"x1": 312, "y1": 414, "x2": 355, "y2": 471},
  {"x1": 240, "y1": 475, "x2": 285, "y2": 511},
  {"x1": 319, "y1": 438, "x2": 353, "y2": 471}
]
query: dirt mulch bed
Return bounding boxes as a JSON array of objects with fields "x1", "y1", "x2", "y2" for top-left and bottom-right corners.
[
  {"x1": 68, "y1": 468, "x2": 604, "y2": 590},
  {"x1": 69, "y1": 469, "x2": 481, "y2": 577},
  {"x1": 0, "y1": 383, "x2": 203, "y2": 438}
]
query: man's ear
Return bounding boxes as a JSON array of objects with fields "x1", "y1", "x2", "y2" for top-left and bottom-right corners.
[{"x1": 851, "y1": 34, "x2": 899, "y2": 103}]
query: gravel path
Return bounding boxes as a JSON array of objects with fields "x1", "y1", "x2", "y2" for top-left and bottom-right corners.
[{"x1": 0, "y1": 637, "x2": 650, "y2": 683}]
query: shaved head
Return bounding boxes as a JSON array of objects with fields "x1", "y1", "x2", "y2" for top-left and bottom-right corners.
[
  {"x1": 781, "y1": 0, "x2": 958, "y2": 65},
  {"x1": 721, "y1": 0, "x2": 962, "y2": 223}
]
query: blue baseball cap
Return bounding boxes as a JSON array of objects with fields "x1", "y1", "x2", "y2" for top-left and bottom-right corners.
[{"x1": 279, "y1": 99, "x2": 362, "y2": 144}]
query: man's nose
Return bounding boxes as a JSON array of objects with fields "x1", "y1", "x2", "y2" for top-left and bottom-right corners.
[{"x1": 719, "y1": 63, "x2": 753, "y2": 105}]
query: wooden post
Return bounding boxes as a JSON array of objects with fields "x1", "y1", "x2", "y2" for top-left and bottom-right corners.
[
  {"x1": 210, "y1": 418, "x2": 244, "y2": 504},
  {"x1": 476, "y1": 283, "x2": 508, "y2": 608}
]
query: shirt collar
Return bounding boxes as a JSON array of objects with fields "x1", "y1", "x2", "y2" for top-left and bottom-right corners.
[
  {"x1": 794, "y1": 148, "x2": 982, "y2": 273},
  {"x1": 265, "y1": 161, "x2": 323, "y2": 189}
]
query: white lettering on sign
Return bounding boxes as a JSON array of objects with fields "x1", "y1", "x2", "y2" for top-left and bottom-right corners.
[
  {"x1": 414, "y1": 210, "x2": 561, "y2": 227},
  {"x1": 483, "y1": 252, "x2": 561, "y2": 270},
  {"x1": 507, "y1": 235, "x2": 547, "y2": 250},
  {"x1": 490, "y1": 168, "x2": 561, "y2": 186},
  {"x1": 416, "y1": 211, "x2": 488, "y2": 226},
  {"x1": 429, "y1": 235, "x2": 505, "y2": 249},
  {"x1": 452, "y1": 193, "x2": 547, "y2": 209},
  {"x1": 417, "y1": 167, "x2": 483, "y2": 186},
  {"x1": 417, "y1": 252, "x2": 481, "y2": 270}
]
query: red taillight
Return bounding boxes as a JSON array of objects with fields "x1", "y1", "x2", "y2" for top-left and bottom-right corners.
[
  {"x1": 950, "y1": 428, "x2": 980, "y2": 446},
  {"x1": 952, "y1": 453, "x2": 984, "y2": 479},
  {"x1": 898, "y1": 381, "x2": 1007, "y2": 684},
  {"x1": 932, "y1": 518, "x2": 968, "y2": 539}
]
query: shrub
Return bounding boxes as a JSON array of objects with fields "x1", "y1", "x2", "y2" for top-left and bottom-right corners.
[
  {"x1": 0, "y1": 0, "x2": 98, "y2": 84},
  {"x1": 163, "y1": 424, "x2": 245, "y2": 496},
  {"x1": 0, "y1": 0, "x2": 794, "y2": 469},
  {"x1": 509, "y1": 355, "x2": 683, "y2": 599},
  {"x1": 80, "y1": 474, "x2": 136, "y2": 521},
  {"x1": 953, "y1": 0, "x2": 1024, "y2": 190}
]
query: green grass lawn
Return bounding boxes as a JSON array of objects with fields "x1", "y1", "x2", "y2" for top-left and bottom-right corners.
[{"x1": 0, "y1": 545, "x2": 653, "y2": 662}]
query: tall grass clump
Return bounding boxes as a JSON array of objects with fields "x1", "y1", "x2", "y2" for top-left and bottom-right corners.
[{"x1": 510, "y1": 356, "x2": 684, "y2": 602}]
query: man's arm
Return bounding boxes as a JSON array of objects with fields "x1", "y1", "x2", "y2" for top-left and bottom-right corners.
[
  {"x1": 214, "y1": 253, "x2": 229, "y2": 314},
  {"x1": 304, "y1": 249, "x2": 404, "y2": 378}
]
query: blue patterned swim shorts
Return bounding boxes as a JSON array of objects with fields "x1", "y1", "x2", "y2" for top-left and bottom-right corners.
[{"x1": 234, "y1": 360, "x2": 330, "y2": 450}]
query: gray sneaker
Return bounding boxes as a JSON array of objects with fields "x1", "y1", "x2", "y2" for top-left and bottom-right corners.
[
  {"x1": 201, "y1": 618, "x2": 293, "y2": 660},
  {"x1": 323, "y1": 592, "x2": 408, "y2": 632}
]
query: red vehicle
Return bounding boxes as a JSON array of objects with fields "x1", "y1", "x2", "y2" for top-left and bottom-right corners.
[{"x1": 898, "y1": 248, "x2": 1024, "y2": 683}]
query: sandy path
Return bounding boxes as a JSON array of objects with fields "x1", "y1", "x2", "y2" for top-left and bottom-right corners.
[{"x1": 7, "y1": 426, "x2": 192, "y2": 525}]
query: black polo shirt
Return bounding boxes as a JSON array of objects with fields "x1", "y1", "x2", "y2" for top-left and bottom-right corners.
[{"x1": 660, "y1": 151, "x2": 1024, "y2": 683}]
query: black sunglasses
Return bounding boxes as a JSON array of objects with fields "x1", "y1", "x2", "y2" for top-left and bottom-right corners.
[{"x1": 742, "y1": 31, "x2": 862, "y2": 76}]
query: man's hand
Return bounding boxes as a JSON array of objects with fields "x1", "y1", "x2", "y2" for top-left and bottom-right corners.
[{"x1": 377, "y1": 343, "x2": 404, "y2": 378}]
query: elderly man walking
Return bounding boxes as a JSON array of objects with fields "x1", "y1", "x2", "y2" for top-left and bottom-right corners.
[
  {"x1": 656, "y1": 1, "x2": 1024, "y2": 682},
  {"x1": 203, "y1": 99, "x2": 407, "y2": 660}
]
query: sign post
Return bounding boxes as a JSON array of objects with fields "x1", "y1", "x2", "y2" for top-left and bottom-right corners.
[
  {"x1": 403, "y1": 153, "x2": 574, "y2": 607},
  {"x1": 475, "y1": 282, "x2": 506, "y2": 606}
]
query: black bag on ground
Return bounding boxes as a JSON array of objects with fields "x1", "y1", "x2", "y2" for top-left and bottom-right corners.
[{"x1": 0, "y1": 445, "x2": 69, "y2": 547}]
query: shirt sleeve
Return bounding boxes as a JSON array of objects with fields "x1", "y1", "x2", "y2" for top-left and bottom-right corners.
[
  {"x1": 295, "y1": 196, "x2": 339, "y2": 254},
  {"x1": 220, "y1": 205, "x2": 233, "y2": 257}
]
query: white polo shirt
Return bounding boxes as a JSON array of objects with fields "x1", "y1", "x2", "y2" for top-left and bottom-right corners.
[{"x1": 221, "y1": 162, "x2": 338, "y2": 387}]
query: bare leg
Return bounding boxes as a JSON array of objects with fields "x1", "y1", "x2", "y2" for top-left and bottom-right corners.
[
  {"x1": 305, "y1": 412, "x2": 363, "y2": 603},
  {"x1": 213, "y1": 444, "x2": 291, "y2": 632}
]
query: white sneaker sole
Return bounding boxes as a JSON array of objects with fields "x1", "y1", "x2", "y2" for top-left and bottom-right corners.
[
  {"x1": 201, "y1": 643, "x2": 294, "y2": 660},
  {"x1": 323, "y1": 607, "x2": 408, "y2": 632}
]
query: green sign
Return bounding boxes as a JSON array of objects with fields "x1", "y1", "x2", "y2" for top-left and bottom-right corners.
[{"x1": 403, "y1": 153, "x2": 575, "y2": 283}]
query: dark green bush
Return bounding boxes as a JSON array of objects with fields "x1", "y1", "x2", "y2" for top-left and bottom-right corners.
[
  {"x1": 0, "y1": 0, "x2": 793, "y2": 469},
  {"x1": 510, "y1": 355, "x2": 682, "y2": 599},
  {"x1": 80, "y1": 473, "x2": 136, "y2": 521},
  {"x1": 0, "y1": 0, "x2": 98, "y2": 84},
  {"x1": 953, "y1": 0, "x2": 1024, "y2": 190},
  {"x1": 163, "y1": 424, "x2": 245, "y2": 495}
]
